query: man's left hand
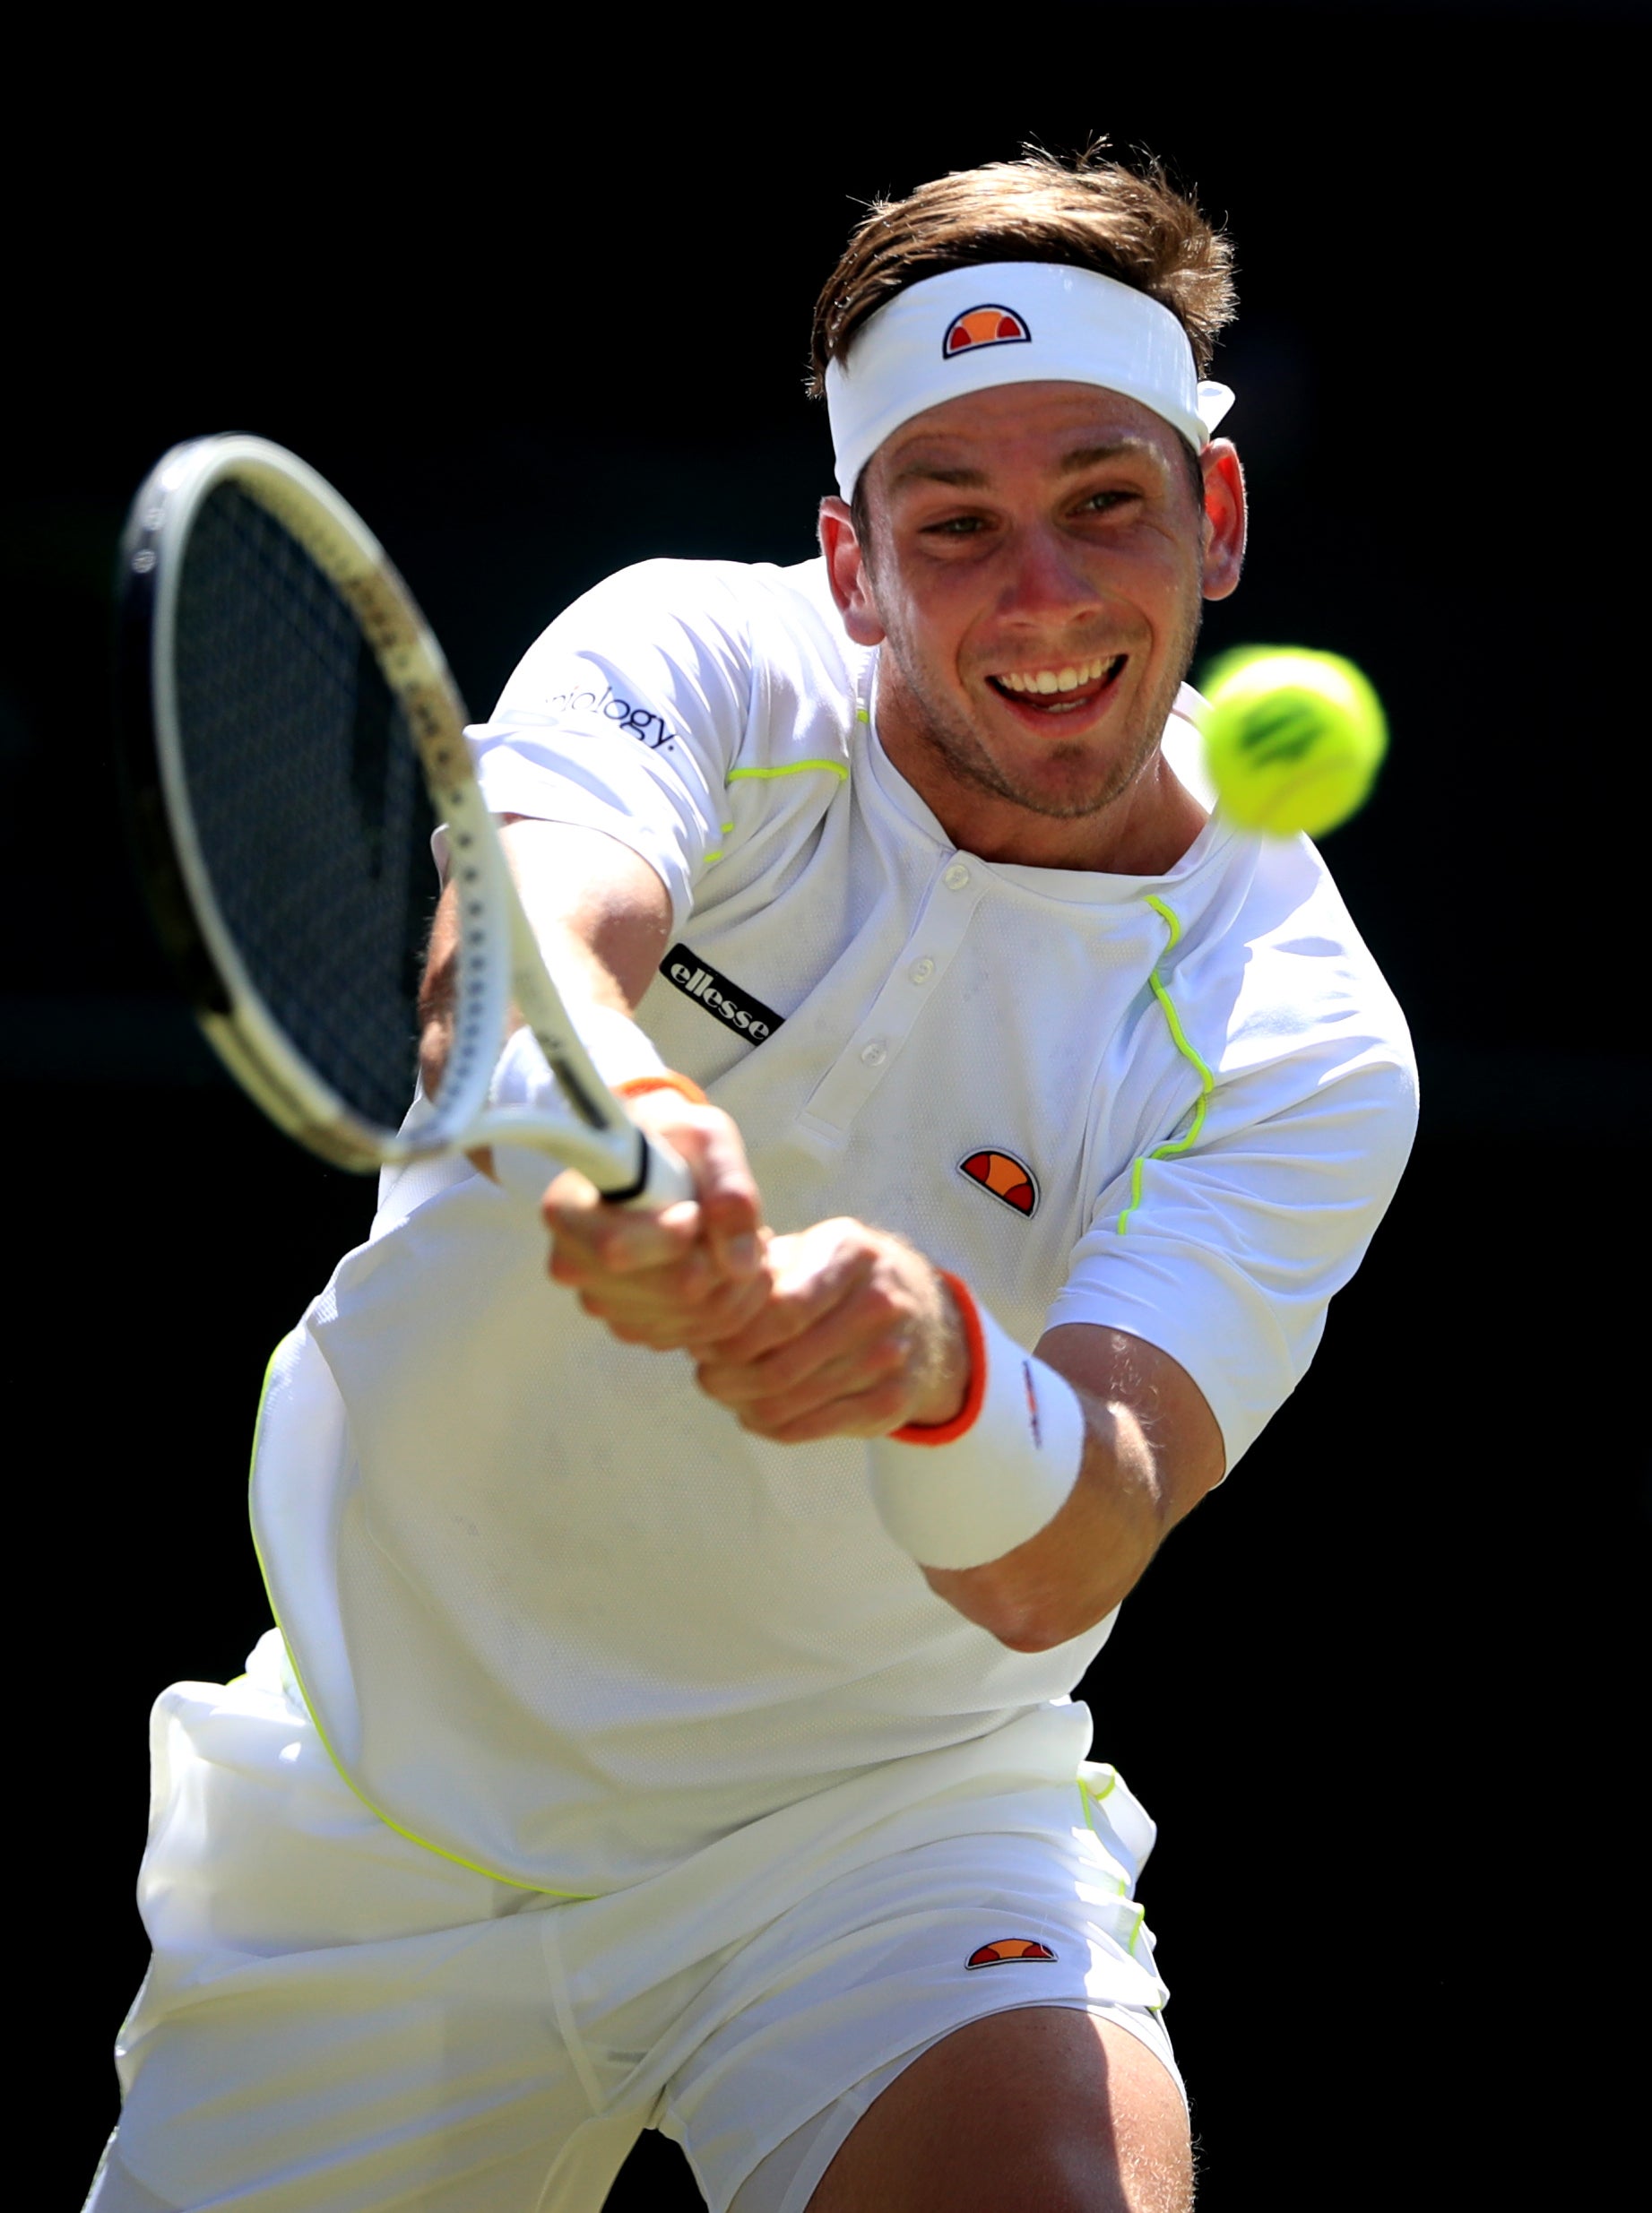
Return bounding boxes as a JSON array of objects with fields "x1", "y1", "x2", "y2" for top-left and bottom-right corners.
[{"x1": 693, "y1": 1221, "x2": 968, "y2": 1444}]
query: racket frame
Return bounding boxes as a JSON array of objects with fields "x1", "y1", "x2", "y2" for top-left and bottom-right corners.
[{"x1": 119, "y1": 434, "x2": 676, "y2": 1201}]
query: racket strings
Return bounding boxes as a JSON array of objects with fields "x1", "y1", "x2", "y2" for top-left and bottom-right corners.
[{"x1": 174, "y1": 488, "x2": 437, "y2": 1134}]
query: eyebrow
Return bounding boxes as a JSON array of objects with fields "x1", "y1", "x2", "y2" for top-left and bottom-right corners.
[{"x1": 887, "y1": 437, "x2": 1161, "y2": 493}]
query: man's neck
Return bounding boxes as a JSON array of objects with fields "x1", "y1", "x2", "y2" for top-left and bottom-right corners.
[{"x1": 876, "y1": 710, "x2": 1209, "y2": 877}]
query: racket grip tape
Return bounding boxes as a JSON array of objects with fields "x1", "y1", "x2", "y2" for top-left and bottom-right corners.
[{"x1": 612, "y1": 1124, "x2": 696, "y2": 1209}]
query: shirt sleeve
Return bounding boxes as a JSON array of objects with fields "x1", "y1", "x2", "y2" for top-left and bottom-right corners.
[
  {"x1": 465, "y1": 560, "x2": 757, "y2": 934},
  {"x1": 1043, "y1": 1040, "x2": 1419, "y2": 1474}
]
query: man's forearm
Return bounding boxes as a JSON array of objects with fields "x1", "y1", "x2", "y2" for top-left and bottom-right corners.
[
  {"x1": 881, "y1": 1309, "x2": 1226, "y2": 1655},
  {"x1": 500, "y1": 817, "x2": 672, "y2": 1015},
  {"x1": 419, "y1": 818, "x2": 672, "y2": 1098},
  {"x1": 919, "y1": 1390, "x2": 1171, "y2": 1653}
]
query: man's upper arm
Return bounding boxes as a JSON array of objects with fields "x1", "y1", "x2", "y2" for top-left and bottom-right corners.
[
  {"x1": 467, "y1": 560, "x2": 757, "y2": 935},
  {"x1": 1046, "y1": 1049, "x2": 1419, "y2": 1475}
]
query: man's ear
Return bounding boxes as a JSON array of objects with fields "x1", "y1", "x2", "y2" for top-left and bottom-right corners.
[
  {"x1": 1198, "y1": 442, "x2": 1246, "y2": 602},
  {"x1": 818, "y1": 496, "x2": 887, "y2": 647}
]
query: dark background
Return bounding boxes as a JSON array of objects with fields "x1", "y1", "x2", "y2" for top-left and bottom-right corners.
[{"x1": 9, "y1": 4, "x2": 1644, "y2": 2204}]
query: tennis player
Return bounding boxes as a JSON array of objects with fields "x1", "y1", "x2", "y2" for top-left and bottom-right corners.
[{"x1": 88, "y1": 147, "x2": 1415, "y2": 2212}]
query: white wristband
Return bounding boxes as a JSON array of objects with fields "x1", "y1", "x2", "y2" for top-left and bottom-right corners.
[
  {"x1": 869, "y1": 1277, "x2": 1086, "y2": 1570},
  {"x1": 570, "y1": 1003, "x2": 669, "y2": 1088},
  {"x1": 489, "y1": 1008, "x2": 667, "y2": 1111}
]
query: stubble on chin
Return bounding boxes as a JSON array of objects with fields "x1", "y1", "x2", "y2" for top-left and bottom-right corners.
[{"x1": 889, "y1": 657, "x2": 1188, "y2": 826}]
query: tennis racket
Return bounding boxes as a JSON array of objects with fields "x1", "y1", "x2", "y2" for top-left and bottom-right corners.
[{"x1": 117, "y1": 433, "x2": 692, "y2": 1206}]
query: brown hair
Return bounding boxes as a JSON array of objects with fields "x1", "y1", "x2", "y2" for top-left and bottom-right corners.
[{"x1": 808, "y1": 142, "x2": 1236, "y2": 397}]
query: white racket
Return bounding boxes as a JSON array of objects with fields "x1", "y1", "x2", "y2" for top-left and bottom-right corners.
[{"x1": 117, "y1": 433, "x2": 692, "y2": 1206}]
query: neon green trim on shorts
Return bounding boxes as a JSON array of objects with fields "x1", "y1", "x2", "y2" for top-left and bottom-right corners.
[
  {"x1": 1077, "y1": 1769, "x2": 1129, "y2": 1897},
  {"x1": 246, "y1": 1337, "x2": 594, "y2": 1900},
  {"x1": 1078, "y1": 1765, "x2": 1117, "y2": 1830},
  {"x1": 1116, "y1": 897, "x2": 1218, "y2": 1235},
  {"x1": 726, "y1": 758, "x2": 850, "y2": 784}
]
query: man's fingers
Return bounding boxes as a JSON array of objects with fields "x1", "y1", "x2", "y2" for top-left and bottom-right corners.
[
  {"x1": 579, "y1": 1261, "x2": 775, "y2": 1350},
  {"x1": 640, "y1": 1103, "x2": 765, "y2": 1279},
  {"x1": 729, "y1": 1374, "x2": 917, "y2": 1445},
  {"x1": 540, "y1": 1094, "x2": 776, "y2": 1356},
  {"x1": 693, "y1": 1223, "x2": 876, "y2": 1366},
  {"x1": 546, "y1": 1172, "x2": 703, "y2": 1280},
  {"x1": 696, "y1": 1276, "x2": 901, "y2": 1404}
]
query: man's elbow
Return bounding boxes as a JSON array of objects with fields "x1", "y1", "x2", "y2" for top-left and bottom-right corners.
[{"x1": 921, "y1": 1564, "x2": 1126, "y2": 1654}]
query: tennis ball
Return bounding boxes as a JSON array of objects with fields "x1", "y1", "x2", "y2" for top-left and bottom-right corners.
[{"x1": 1198, "y1": 647, "x2": 1388, "y2": 838}]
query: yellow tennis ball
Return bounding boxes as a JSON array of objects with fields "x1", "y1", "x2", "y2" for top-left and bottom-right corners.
[{"x1": 1199, "y1": 647, "x2": 1388, "y2": 837}]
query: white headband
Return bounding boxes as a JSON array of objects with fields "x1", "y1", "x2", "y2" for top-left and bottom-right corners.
[{"x1": 825, "y1": 261, "x2": 1235, "y2": 498}]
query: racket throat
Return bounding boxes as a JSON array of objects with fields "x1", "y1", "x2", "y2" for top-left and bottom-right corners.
[{"x1": 546, "y1": 1051, "x2": 612, "y2": 1134}]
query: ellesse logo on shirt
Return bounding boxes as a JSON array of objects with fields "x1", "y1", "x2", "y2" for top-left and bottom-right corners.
[
  {"x1": 959, "y1": 1149, "x2": 1038, "y2": 1216},
  {"x1": 662, "y1": 947, "x2": 784, "y2": 1042}
]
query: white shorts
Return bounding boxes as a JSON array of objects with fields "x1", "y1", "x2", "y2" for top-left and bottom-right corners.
[{"x1": 86, "y1": 1634, "x2": 1181, "y2": 2213}]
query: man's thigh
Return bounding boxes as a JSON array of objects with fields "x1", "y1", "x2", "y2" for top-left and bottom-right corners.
[
  {"x1": 806, "y1": 2010, "x2": 1191, "y2": 2213},
  {"x1": 669, "y1": 1779, "x2": 1179, "y2": 2212}
]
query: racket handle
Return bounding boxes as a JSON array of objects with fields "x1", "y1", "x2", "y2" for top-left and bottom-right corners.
[{"x1": 618, "y1": 1125, "x2": 696, "y2": 1211}]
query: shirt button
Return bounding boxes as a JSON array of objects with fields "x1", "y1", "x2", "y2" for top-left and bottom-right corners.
[
  {"x1": 943, "y1": 862, "x2": 971, "y2": 891},
  {"x1": 860, "y1": 1039, "x2": 887, "y2": 1067},
  {"x1": 908, "y1": 956, "x2": 935, "y2": 984}
]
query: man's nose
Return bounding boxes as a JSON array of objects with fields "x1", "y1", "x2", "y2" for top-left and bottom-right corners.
[{"x1": 995, "y1": 523, "x2": 1103, "y2": 627}]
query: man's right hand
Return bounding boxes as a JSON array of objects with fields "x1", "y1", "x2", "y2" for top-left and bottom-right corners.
[{"x1": 543, "y1": 1088, "x2": 772, "y2": 1352}]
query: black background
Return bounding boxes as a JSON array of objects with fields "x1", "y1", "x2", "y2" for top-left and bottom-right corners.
[{"x1": 8, "y1": 5, "x2": 1645, "y2": 2204}]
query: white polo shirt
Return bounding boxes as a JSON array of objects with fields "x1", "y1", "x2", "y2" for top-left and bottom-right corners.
[{"x1": 254, "y1": 555, "x2": 1416, "y2": 1895}]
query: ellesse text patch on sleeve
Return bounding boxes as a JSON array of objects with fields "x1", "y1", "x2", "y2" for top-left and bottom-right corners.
[{"x1": 661, "y1": 947, "x2": 785, "y2": 1042}]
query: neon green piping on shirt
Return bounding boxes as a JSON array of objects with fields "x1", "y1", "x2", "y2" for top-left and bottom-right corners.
[
  {"x1": 246, "y1": 1338, "x2": 594, "y2": 1900},
  {"x1": 1116, "y1": 896, "x2": 1218, "y2": 1235},
  {"x1": 711, "y1": 760, "x2": 849, "y2": 853},
  {"x1": 726, "y1": 758, "x2": 850, "y2": 784}
]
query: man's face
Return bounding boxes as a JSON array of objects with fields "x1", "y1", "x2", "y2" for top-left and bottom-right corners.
[{"x1": 823, "y1": 380, "x2": 1244, "y2": 868}]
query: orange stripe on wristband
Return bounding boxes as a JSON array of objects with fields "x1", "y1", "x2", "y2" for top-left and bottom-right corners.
[
  {"x1": 615, "y1": 1073, "x2": 707, "y2": 1106},
  {"x1": 891, "y1": 1271, "x2": 987, "y2": 1446}
]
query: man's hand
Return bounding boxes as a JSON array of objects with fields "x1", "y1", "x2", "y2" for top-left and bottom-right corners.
[
  {"x1": 544, "y1": 1089, "x2": 770, "y2": 1351},
  {"x1": 692, "y1": 1222, "x2": 968, "y2": 1445}
]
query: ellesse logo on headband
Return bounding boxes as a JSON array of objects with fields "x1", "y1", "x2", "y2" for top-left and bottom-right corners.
[{"x1": 942, "y1": 305, "x2": 1031, "y2": 358}]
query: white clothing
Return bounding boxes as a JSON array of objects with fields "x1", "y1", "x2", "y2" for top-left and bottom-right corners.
[
  {"x1": 253, "y1": 554, "x2": 1416, "y2": 1896},
  {"x1": 86, "y1": 1632, "x2": 1175, "y2": 2213}
]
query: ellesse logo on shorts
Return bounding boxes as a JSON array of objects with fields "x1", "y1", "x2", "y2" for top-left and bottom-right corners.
[
  {"x1": 965, "y1": 1939, "x2": 1059, "y2": 1970},
  {"x1": 662, "y1": 947, "x2": 784, "y2": 1042}
]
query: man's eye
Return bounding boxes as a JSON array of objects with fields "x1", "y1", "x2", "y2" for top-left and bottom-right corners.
[
  {"x1": 1079, "y1": 489, "x2": 1134, "y2": 515},
  {"x1": 922, "y1": 514, "x2": 990, "y2": 537}
]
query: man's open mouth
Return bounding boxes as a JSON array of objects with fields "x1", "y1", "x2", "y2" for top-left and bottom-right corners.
[{"x1": 986, "y1": 653, "x2": 1127, "y2": 715}]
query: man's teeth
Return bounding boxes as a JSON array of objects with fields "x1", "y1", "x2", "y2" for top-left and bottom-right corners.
[{"x1": 997, "y1": 656, "x2": 1115, "y2": 696}]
